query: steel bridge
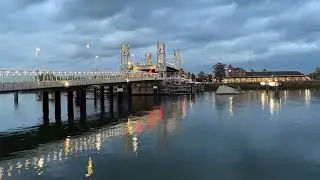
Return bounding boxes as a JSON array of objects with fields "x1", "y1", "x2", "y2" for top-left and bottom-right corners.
[{"x1": 0, "y1": 41, "x2": 185, "y2": 93}]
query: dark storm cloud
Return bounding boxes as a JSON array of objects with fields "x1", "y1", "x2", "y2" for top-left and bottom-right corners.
[
  {"x1": 0, "y1": 0, "x2": 319, "y2": 71},
  {"x1": 58, "y1": 0, "x2": 214, "y2": 21}
]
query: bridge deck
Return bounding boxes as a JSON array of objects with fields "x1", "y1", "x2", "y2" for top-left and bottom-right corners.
[{"x1": 0, "y1": 71, "x2": 162, "y2": 93}]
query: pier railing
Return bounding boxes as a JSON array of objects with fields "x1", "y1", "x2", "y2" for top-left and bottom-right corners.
[{"x1": 0, "y1": 71, "x2": 162, "y2": 92}]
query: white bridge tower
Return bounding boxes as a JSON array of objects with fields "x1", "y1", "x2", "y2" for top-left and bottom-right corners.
[
  {"x1": 120, "y1": 44, "x2": 131, "y2": 72},
  {"x1": 145, "y1": 52, "x2": 152, "y2": 65},
  {"x1": 156, "y1": 41, "x2": 167, "y2": 72},
  {"x1": 173, "y1": 49, "x2": 181, "y2": 69}
]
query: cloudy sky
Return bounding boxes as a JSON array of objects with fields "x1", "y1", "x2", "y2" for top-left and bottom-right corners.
[{"x1": 0, "y1": 0, "x2": 319, "y2": 73}]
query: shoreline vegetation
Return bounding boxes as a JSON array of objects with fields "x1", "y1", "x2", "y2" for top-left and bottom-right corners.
[{"x1": 203, "y1": 81, "x2": 320, "y2": 91}]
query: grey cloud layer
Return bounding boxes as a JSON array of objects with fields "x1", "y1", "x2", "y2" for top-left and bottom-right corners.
[{"x1": 0, "y1": 0, "x2": 319, "y2": 71}]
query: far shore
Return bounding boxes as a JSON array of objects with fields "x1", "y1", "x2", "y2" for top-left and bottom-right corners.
[{"x1": 203, "y1": 81, "x2": 320, "y2": 91}]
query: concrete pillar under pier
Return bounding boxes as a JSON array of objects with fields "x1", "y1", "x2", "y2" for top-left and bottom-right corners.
[
  {"x1": 153, "y1": 85, "x2": 158, "y2": 96},
  {"x1": 153, "y1": 85, "x2": 160, "y2": 104},
  {"x1": 109, "y1": 86, "x2": 114, "y2": 117},
  {"x1": 127, "y1": 83, "x2": 132, "y2": 113},
  {"x1": 94, "y1": 87, "x2": 97, "y2": 106},
  {"x1": 127, "y1": 96, "x2": 132, "y2": 114},
  {"x1": 117, "y1": 85, "x2": 124, "y2": 116},
  {"x1": 127, "y1": 83, "x2": 132, "y2": 97},
  {"x1": 67, "y1": 89, "x2": 74, "y2": 121},
  {"x1": 54, "y1": 91, "x2": 61, "y2": 123},
  {"x1": 117, "y1": 85, "x2": 123, "y2": 102},
  {"x1": 42, "y1": 91, "x2": 49, "y2": 124},
  {"x1": 100, "y1": 86, "x2": 105, "y2": 113},
  {"x1": 80, "y1": 89, "x2": 87, "y2": 120},
  {"x1": 75, "y1": 90, "x2": 81, "y2": 106}
]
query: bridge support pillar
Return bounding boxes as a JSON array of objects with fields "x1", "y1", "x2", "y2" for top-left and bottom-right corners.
[
  {"x1": 127, "y1": 83, "x2": 132, "y2": 113},
  {"x1": 55, "y1": 91, "x2": 61, "y2": 123},
  {"x1": 117, "y1": 85, "x2": 123, "y2": 102},
  {"x1": 127, "y1": 83, "x2": 132, "y2": 97},
  {"x1": 67, "y1": 89, "x2": 74, "y2": 121},
  {"x1": 42, "y1": 91, "x2": 49, "y2": 124},
  {"x1": 153, "y1": 85, "x2": 158, "y2": 96},
  {"x1": 80, "y1": 89, "x2": 87, "y2": 120},
  {"x1": 100, "y1": 86, "x2": 105, "y2": 113},
  {"x1": 14, "y1": 92, "x2": 18, "y2": 104},
  {"x1": 117, "y1": 85, "x2": 123, "y2": 116},
  {"x1": 94, "y1": 87, "x2": 97, "y2": 107},
  {"x1": 109, "y1": 86, "x2": 114, "y2": 117},
  {"x1": 75, "y1": 90, "x2": 81, "y2": 106}
]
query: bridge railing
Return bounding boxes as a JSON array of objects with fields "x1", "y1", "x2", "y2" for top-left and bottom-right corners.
[
  {"x1": 0, "y1": 71, "x2": 162, "y2": 81},
  {"x1": 0, "y1": 71, "x2": 163, "y2": 92}
]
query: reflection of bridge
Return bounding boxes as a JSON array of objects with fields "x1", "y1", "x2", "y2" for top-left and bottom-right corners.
[{"x1": 0, "y1": 96, "x2": 190, "y2": 180}]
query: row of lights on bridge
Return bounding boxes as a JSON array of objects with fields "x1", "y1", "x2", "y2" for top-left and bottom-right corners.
[{"x1": 0, "y1": 72, "x2": 157, "y2": 76}]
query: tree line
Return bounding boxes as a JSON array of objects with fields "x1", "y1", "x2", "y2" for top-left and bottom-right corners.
[{"x1": 309, "y1": 67, "x2": 320, "y2": 80}]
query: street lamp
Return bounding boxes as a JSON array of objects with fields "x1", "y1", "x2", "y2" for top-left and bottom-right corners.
[
  {"x1": 85, "y1": 43, "x2": 96, "y2": 71},
  {"x1": 131, "y1": 53, "x2": 135, "y2": 62},
  {"x1": 95, "y1": 55, "x2": 99, "y2": 72},
  {"x1": 35, "y1": 48, "x2": 40, "y2": 70},
  {"x1": 35, "y1": 48, "x2": 41, "y2": 81}
]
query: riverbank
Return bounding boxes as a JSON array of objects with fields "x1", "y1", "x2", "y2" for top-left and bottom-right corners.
[{"x1": 203, "y1": 81, "x2": 320, "y2": 91}]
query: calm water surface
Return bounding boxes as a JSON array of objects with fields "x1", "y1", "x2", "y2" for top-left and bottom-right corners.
[{"x1": 1, "y1": 90, "x2": 320, "y2": 180}]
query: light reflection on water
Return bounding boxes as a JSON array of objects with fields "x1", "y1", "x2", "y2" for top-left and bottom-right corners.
[
  {"x1": 1, "y1": 90, "x2": 320, "y2": 179},
  {"x1": 0, "y1": 94, "x2": 189, "y2": 179}
]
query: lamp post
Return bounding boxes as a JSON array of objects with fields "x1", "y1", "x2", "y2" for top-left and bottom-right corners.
[
  {"x1": 86, "y1": 43, "x2": 95, "y2": 71},
  {"x1": 35, "y1": 48, "x2": 41, "y2": 81},
  {"x1": 131, "y1": 53, "x2": 135, "y2": 62},
  {"x1": 95, "y1": 55, "x2": 99, "y2": 72},
  {"x1": 35, "y1": 47, "x2": 40, "y2": 70}
]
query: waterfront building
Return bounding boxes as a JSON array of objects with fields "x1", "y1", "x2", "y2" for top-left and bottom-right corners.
[{"x1": 223, "y1": 70, "x2": 308, "y2": 83}]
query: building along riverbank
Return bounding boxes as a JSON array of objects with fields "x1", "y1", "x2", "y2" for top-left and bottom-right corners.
[{"x1": 203, "y1": 81, "x2": 320, "y2": 91}]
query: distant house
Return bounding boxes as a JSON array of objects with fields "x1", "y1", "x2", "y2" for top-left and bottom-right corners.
[
  {"x1": 224, "y1": 70, "x2": 308, "y2": 83},
  {"x1": 227, "y1": 67, "x2": 246, "y2": 77}
]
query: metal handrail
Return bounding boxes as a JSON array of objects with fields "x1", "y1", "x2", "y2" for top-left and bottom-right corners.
[{"x1": 0, "y1": 72, "x2": 163, "y2": 92}]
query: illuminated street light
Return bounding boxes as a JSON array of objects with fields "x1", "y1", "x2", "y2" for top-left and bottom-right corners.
[
  {"x1": 35, "y1": 48, "x2": 40, "y2": 56},
  {"x1": 64, "y1": 81, "x2": 70, "y2": 87},
  {"x1": 35, "y1": 48, "x2": 41, "y2": 81},
  {"x1": 95, "y1": 56, "x2": 99, "y2": 72}
]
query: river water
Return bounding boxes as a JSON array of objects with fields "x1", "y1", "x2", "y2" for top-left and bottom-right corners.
[{"x1": 1, "y1": 90, "x2": 320, "y2": 180}]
